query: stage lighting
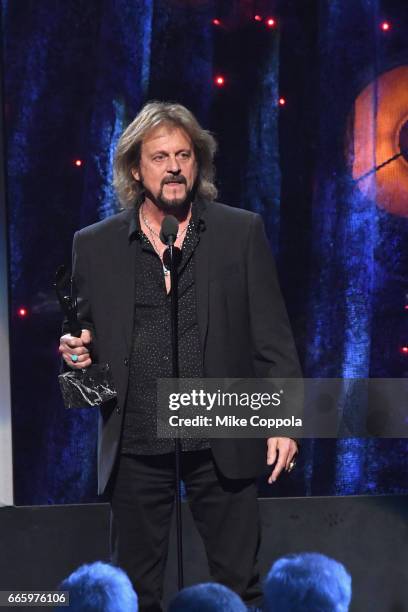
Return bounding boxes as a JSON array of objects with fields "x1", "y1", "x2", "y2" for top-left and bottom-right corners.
[
  {"x1": 212, "y1": 18, "x2": 221, "y2": 26},
  {"x1": 214, "y1": 76, "x2": 225, "y2": 87},
  {"x1": 266, "y1": 17, "x2": 276, "y2": 28},
  {"x1": 381, "y1": 21, "x2": 390, "y2": 31},
  {"x1": 74, "y1": 159, "x2": 82, "y2": 167},
  {"x1": 254, "y1": 15, "x2": 262, "y2": 22},
  {"x1": 400, "y1": 346, "x2": 408, "y2": 355},
  {"x1": 17, "y1": 307, "x2": 28, "y2": 317},
  {"x1": 279, "y1": 97, "x2": 286, "y2": 106}
]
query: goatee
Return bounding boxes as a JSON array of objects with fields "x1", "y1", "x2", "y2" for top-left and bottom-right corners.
[{"x1": 142, "y1": 180, "x2": 197, "y2": 217}]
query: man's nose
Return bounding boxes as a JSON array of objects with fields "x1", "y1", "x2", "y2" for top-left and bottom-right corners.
[{"x1": 166, "y1": 155, "x2": 181, "y2": 174}]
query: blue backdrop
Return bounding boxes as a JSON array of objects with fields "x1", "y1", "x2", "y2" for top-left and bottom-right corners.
[{"x1": 3, "y1": 0, "x2": 407, "y2": 504}]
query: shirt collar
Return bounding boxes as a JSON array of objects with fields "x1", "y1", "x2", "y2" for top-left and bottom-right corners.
[
  {"x1": 128, "y1": 198, "x2": 207, "y2": 242},
  {"x1": 128, "y1": 201, "x2": 142, "y2": 241}
]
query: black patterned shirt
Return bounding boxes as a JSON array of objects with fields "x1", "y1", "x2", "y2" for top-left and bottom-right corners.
[{"x1": 121, "y1": 202, "x2": 209, "y2": 455}]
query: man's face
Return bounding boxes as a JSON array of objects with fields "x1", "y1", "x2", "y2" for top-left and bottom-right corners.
[{"x1": 132, "y1": 123, "x2": 198, "y2": 211}]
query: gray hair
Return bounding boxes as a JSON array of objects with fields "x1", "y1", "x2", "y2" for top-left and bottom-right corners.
[{"x1": 113, "y1": 101, "x2": 218, "y2": 208}]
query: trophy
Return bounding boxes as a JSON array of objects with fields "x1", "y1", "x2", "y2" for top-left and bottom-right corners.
[{"x1": 55, "y1": 265, "x2": 117, "y2": 409}]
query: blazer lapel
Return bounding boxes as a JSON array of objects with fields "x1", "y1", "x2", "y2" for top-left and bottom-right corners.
[
  {"x1": 194, "y1": 204, "x2": 210, "y2": 356},
  {"x1": 114, "y1": 211, "x2": 137, "y2": 354}
]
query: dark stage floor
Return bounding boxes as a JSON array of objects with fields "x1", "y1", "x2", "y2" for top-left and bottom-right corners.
[{"x1": 1, "y1": 495, "x2": 407, "y2": 611}]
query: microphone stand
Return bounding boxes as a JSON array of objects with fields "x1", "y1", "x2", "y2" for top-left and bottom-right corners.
[{"x1": 164, "y1": 242, "x2": 184, "y2": 590}]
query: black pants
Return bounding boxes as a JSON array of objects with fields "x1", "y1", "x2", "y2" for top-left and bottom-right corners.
[{"x1": 110, "y1": 449, "x2": 262, "y2": 612}]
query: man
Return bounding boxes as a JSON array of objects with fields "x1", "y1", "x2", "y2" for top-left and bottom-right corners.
[
  {"x1": 59, "y1": 561, "x2": 138, "y2": 611},
  {"x1": 59, "y1": 101, "x2": 300, "y2": 611},
  {"x1": 263, "y1": 553, "x2": 352, "y2": 611},
  {"x1": 167, "y1": 582, "x2": 246, "y2": 612}
]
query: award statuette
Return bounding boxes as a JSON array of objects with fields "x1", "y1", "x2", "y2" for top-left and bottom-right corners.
[{"x1": 55, "y1": 265, "x2": 117, "y2": 409}]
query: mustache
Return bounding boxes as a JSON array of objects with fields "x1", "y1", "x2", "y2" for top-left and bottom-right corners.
[{"x1": 161, "y1": 176, "x2": 187, "y2": 186}]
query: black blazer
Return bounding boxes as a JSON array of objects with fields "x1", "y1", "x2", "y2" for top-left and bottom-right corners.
[{"x1": 70, "y1": 201, "x2": 301, "y2": 494}]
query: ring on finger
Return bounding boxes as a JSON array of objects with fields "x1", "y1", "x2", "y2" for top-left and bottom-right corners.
[
  {"x1": 71, "y1": 354, "x2": 79, "y2": 363},
  {"x1": 287, "y1": 458, "x2": 297, "y2": 473}
]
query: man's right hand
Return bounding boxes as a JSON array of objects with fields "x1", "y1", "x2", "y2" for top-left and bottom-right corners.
[{"x1": 59, "y1": 329, "x2": 92, "y2": 369}]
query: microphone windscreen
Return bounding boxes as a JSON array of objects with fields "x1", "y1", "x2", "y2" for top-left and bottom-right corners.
[{"x1": 160, "y1": 215, "x2": 179, "y2": 245}]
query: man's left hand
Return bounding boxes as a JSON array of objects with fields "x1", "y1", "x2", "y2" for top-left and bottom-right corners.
[{"x1": 266, "y1": 437, "x2": 298, "y2": 484}]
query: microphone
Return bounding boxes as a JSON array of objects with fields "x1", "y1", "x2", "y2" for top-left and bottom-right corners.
[{"x1": 160, "y1": 215, "x2": 179, "y2": 246}]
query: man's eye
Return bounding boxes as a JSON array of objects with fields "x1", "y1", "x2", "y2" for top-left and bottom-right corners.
[
  {"x1": 179, "y1": 152, "x2": 191, "y2": 159},
  {"x1": 153, "y1": 155, "x2": 165, "y2": 162}
]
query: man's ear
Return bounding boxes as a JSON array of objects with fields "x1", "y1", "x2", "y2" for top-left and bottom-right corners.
[{"x1": 131, "y1": 167, "x2": 140, "y2": 181}]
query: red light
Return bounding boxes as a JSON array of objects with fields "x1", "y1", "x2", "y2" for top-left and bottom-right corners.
[
  {"x1": 215, "y1": 75, "x2": 225, "y2": 87},
  {"x1": 400, "y1": 346, "x2": 408, "y2": 354},
  {"x1": 74, "y1": 159, "x2": 82, "y2": 167},
  {"x1": 254, "y1": 15, "x2": 262, "y2": 22},
  {"x1": 404, "y1": 305, "x2": 408, "y2": 310},
  {"x1": 266, "y1": 17, "x2": 276, "y2": 28},
  {"x1": 212, "y1": 18, "x2": 221, "y2": 26},
  {"x1": 279, "y1": 97, "x2": 286, "y2": 106},
  {"x1": 381, "y1": 21, "x2": 390, "y2": 31},
  {"x1": 18, "y1": 307, "x2": 28, "y2": 317}
]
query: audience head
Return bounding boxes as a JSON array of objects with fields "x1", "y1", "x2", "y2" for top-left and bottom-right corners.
[
  {"x1": 167, "y1": 582, "x2": 246, "y2": 612},
  {"x1": 263, "y1": 552, "x2": 352, "y2": 612},
  {"x1": 59, "y1": 561, "x2": 138, "y2": 611}
]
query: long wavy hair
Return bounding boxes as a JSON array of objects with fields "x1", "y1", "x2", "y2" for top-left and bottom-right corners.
[{"x1": 113, "y1": 101, "x2": 218, "y2": 208}]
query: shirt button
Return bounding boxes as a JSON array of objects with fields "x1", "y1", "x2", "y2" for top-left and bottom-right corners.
[
  {"x1": 163, "y1": 355, "x2": 169, "y2": 361},
  {"x1": 124, "y1": 357, "x2": 129, "y2": 366},
  {"x1": 116, "y1": 405, "x2": 121, "y2": 414}
]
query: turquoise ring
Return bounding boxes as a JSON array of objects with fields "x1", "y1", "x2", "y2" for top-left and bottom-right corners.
[{"x1": 71, "y1": 354, "x2": 79, "y2": 363}]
